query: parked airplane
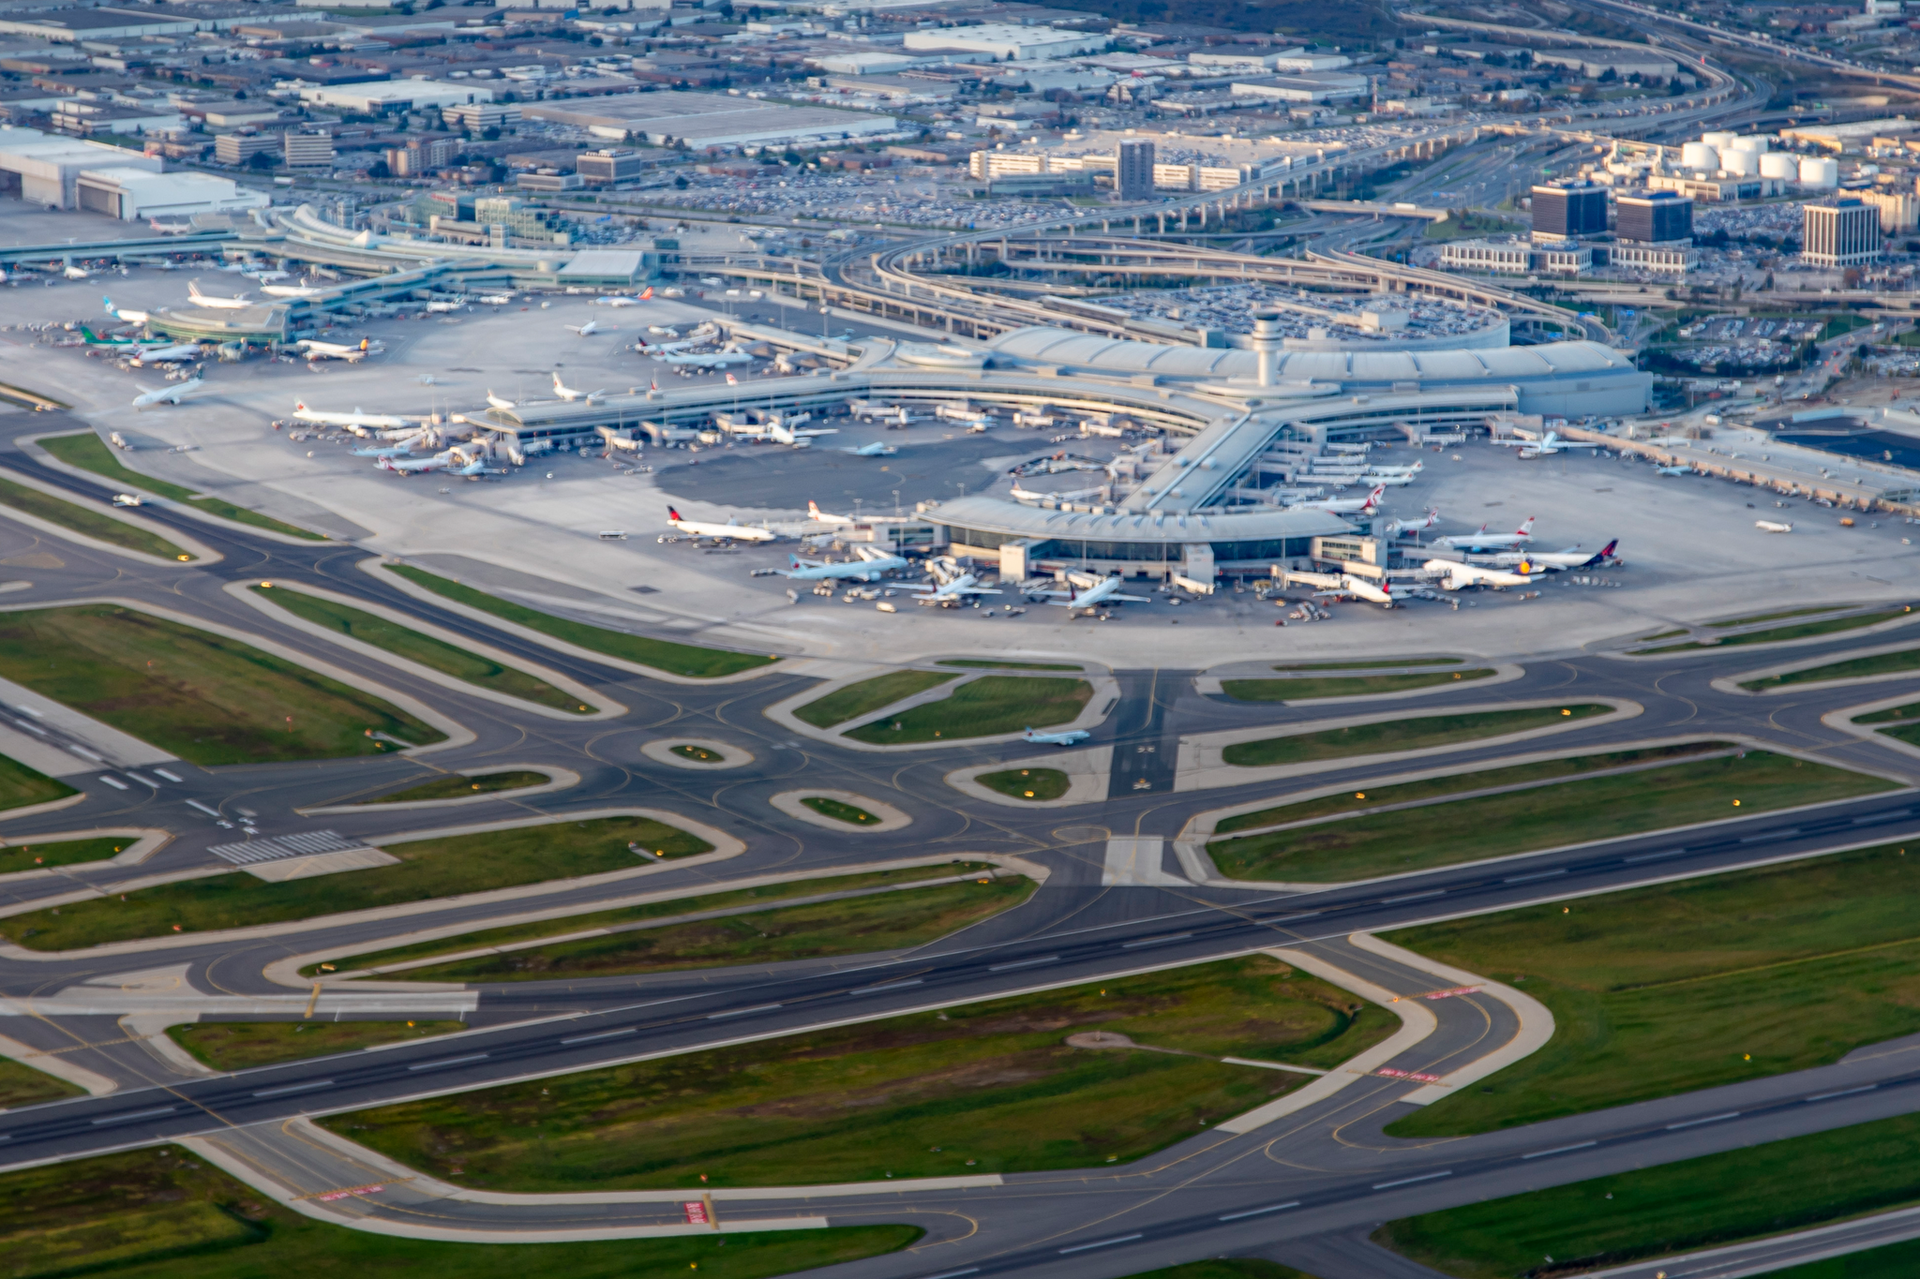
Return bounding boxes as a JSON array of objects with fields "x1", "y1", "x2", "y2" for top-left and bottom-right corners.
[
  {"x1": 62, "y1": 263, "x2": 90, "y2": 280},
  {"x1": 103, "y1": 296, "x2": 148, "y2": 325},
  {"x1": 297, "y1": 338, "x2": 373, "y2": 363},
  {"x1": 1361, "y1": 471, "x2": 1418, "y2": 487},
  {"x1": 79, "y1": 324, "x2": 165, "y2": 349},
  {"x1": 292, "y1": 401, "x2": 411, "y2": 430},
  {"x1": 353, "y1": 441, "x2": 418, "y2": 459},
  {"x1": 379, "y1": 453, "x2": 451, "y2": 475},
  {"x1": 1290, "y1": 484, "x2": 1386, "y2": 516},
  {"x1": 1473, "y1": 539, "x2": 1618, "y2": 572},
  {"x1": 129, "y1": 342, "x2": 206, "y2": 364},
  {"x1": 1432, "y1": 517, "x2": 1536, "y2": 551},
  {"x1": 1756, "y1": 519, "x2": 1794, "y2": 533},
  {"x1": 565, "y1": 319, "x2": 614, "y2": 337},
  {"x1": 486, "y1": 390, "x2": 517, "y2": 411},
  {"x1": 1025, "y1": 726, "x2": 1091, "y2": 746},
  {"x1": 911, "y1": 571, "x2": 1001, "y2": 605},
  {"x1": 594, "y1": 288, "x2": 653, "y2": 306},
  {"x1": 187, "y1": 280, "x2": 251, "y2": 309},
  {"x1": 1281, "y1": 569, "x2": 1394, "y2": 608},
  {"x1": 1382, "y1": 509, "x2": 1440, "y2": 539},
  {"x1": 148, "y1": 218, "x2": 193, "y2": 235},
  {"x1": 770, "y1": 421, "x2": 836, "y2": 445},
  {"x1": 424, "y1": 297, "x2": 466, "y2": 313},
  {"x1": 1655, "y1": 464, "x2": 1692, "y2": 476},
  {"x1": 261, "y1": 281, "x2": 324, "y2": 298},
  {"x1": 842, "y1": 441, "x2": 898, "y2": 457},
  {"x1": 780, "y1": 546, "x2": 909, "y2": 581},
  {"x1": 1425, "y1": 558, "x2": 1539, "y2": 590},
  {"x1": 657, "y1": 348, "x2": 753, "y2": 369},
  {"x1": 131, "y1": 378, "x2": 202, "y2": 409},
  {"x1": 477, "y1": 292, "x2": 516, "y2": 306},
  {"x1": 807, "y1": 500, "x2": 860, "y2": 526},
  {"x1": 551, "y1": 372, "x2": 603, "y2": 403},
  {"x1": 1505, "y1": 431, "x2": 1602, "y2": 459},
  {"x1": 666, "y1": 506, "x2": 777, "y2": 543},
  {"x1": 1030, "y1": 574, "x2": 1153, "y2": 611}
]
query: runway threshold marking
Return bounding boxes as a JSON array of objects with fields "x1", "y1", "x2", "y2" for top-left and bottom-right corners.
[
  {"x1": 1218, "y1": 1201, "x2": 1300, "y2": 1221},
  {"x1": 1058, "y1": 1233, "x2": 1142, "y2": 1254}
]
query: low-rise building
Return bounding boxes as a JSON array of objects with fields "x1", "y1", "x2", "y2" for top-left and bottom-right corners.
[
  {"x1": 1804, "y1": 196, "x2": 1882, "y2": 266},
  {"x1": 75, "y1": 166, "x2": 267, "y2": 220}
]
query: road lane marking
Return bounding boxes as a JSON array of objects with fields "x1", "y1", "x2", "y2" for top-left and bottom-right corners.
[
  {"x1": 989, "y1": 955, "x2": 1059, "y2": 972},
  {"x1": 1523, "y1": 1141, "x2": 1596, "y2": 1159},
  {"x1": 253, "y1": 1080, "x2": 332, "y2": 1098},
  {"x1": 1666, "y1": 1111, "x2": 1739, "y2": 1130},
  {"x1": 1218, "y1": 1201, "x2": 1300, "y2": 1221},
  {"x1": 1058, "y1": 1234, "x2": 1142, "y2": 1254},
  {"x1": 1742, "y1": 830, "x2": 1794, "y2": 843},
  {"x1": 407, "y1": 1053, "x2": 489, "y2": 1071},
  {"x1": 1504, "y1": 869, "x2": 1566, "y2": 884},
  {"x1": 921, "y1": 1269, "x2": 979, "y2": 1279},
  {"x1": 708, "y1": 1004, "x2": 781, "y2": 1020},
  {"x1": 560, "y1": 1028, "x2": 636, "y2": 1046},
  {"x1": 1271, "y1": 912, "x2": 1320, "y2": 923},
  {"x1": 852, "y1": 980, "x2": 923, "y2": 995},
  {"x1": 1373, "y1": 1170, "x2": 1451, "y2": 1190},
  {"x1": 92, "y1": 1106, "x2": 175, "y2": 1125},
  {"x1": 186, "y1": 800, "x2": 220, "y2": 816},
  {"x1": 1625, "y1": 849, "x2": 1685, "y2": 864},
  {"x1": 1381, "y1": 890, "x2": 1444, "y2": 905},
  {"x1": 154, "y1": 768, "x2": 183, "y2": 782},
  {"x1": 1806, "y1": 1085, "x2": 1878, "y2": 1102},
  {"x1": 99, "y1": 775, "x2": 127, "y2": 790},
  {"x1": 1123, "y1": 933, "x2": 1191, "y2": 949}
]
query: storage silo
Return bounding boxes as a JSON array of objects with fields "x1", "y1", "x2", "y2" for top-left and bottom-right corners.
[{"x1": 1799, "y1": 155, "x2": 1840, "y2": 188}]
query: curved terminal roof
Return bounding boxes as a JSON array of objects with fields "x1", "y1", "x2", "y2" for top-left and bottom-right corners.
[{"x1": 929, "y1": 493, "x2": 1355, "y2": 545}]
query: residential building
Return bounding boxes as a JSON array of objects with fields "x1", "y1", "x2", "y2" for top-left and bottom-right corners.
[{"x1": 1117, "y1": 137, "x2": 1153, "y2": 200}]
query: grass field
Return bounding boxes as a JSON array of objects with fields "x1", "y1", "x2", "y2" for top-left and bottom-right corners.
[
  {"x1": 1764, "y1": 1238, "x2": 1920, "y2": 1278},
  {"x1": 1127, "y1": 1263, "x2": 1319, "y2": 1279},
  {"x1": 1858, "y1": 702, "x2": 1920, "y2": 747},
  {"x1": 0, "y1": 1056, "x2": 82, "y2": 1108},
  {"x1": 251, "y1": 587, "x2": 589, "y2": 714},
  {"x1": 978, "y1": 767, "x2": 1070, "y2": 800},
  {"x1": 1384, "y1": 840, "x2": 1920, "y2": 1137},
  {"x1": 1377, "y1": 1111, "x2": 1920, "y2": 1279},
  {"x1": 170, "y1": 1021, "x2": 464, "y2": 1071},
  {"x1": 40, "y1": 433, "x2": 326, "y2": 541},
  {"x1": 0, "y1": 836, "x2": 127, "y2": 871},
  {"x1": 1220, "y1": 670, "x2": 1493, "y2": 701},
  {"x1": 0, "y1": 753, "x2": 76, "y2": 813},
  {"x1": 1639, "y1": 607, "x2": 1911, "y2": 652},
  {"x1": 0, "y1": 605, "x2": 444, "y2": 765},
  {"x1": 0, "y1": 815, "x2": 711, "y2": 951},
  {"x1": 1711, "y1": 605, "x2": 1854, "y2": 628},
  {"x1": 1210, "y1": 750, "x2": 1886, "y2": 883},
  {"x1": 801, "y1": 795, "x2": 881, "y2": 825},
  {"x1": 325, "y1": 956, "x2": 1397, "y2": 1191},
  {"x1": 384, "y1": 564, "x2": 775, "y2": 678},
  {"x1": 847, "y1": 675, "x2": 1092, "y2": 743},
  {"x1": 0, "y1": 1148, "x2": 918, "y2": 1279},
  {"x1": 1743, "y1": 647, "x2": 1920, "y2": 690},
  {"x1": 368, "y1": 770, "x2": 548, "y2": 804},
  {"x1": 1219, "y1": 705, "x2": 1610, "y2": 769},
  {"x1": 1272, "y1": 658, "x2": 1462, "y2": 670},
  {"x1": 305, "y1": 864, "x2": 1013, "y2": 978},
  {"x1": 0, "y1": 473, "x2": 191, "y2": 561},
  {"x1": 794, "y1": 670, "x2": 955, "y2": 728}
]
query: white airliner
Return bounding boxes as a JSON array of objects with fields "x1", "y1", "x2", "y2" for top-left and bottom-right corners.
[
  {"x1": 781, "y1": 546, "x2": 909, "y2": 581},
  {"x1": 1425, "y1": 558, "x2": 1539, "y2": 590},
  {"x1": 565, "y1": 319, "x2": 614, "y2": 337},
  {"x1": 1362, "y1": 471, "x2": 1418, "y2": 487},
  {"x1": 103, "y1": 296, "x2": 148, "y2": 325},
  {"x1": 424, "y1": 297, "x2": 465, "y2": 313},
  {"x1": 912, "y1": 572, "x2": 1001, "y2": 605},
  {"x1": 187, "y1": 281, "x2": 251, "y2": 310},
  {"x1": 1291, "y1": 484, "x2": 1386, "y2": 516},
  {"x1": 477, "y1": 292, "x2": 516, "y2": 305},
  {"x1": 1473, "y1": 539, "x2": 1617, "y2": 571},
  {"x1": 770, "y1": 421, "x2": 836, "y2": 445},
  {"x1": 808, "y1": 501, "x2": 859, "y2": 525},
  {"x1": 658, "y1": 349, "x2": 753, "y2": 368},
  {"x1": 243, "y1": 268, "x2": 289, "y2": 283},
  {"x1": 1505, "y1": 431, "x2": 1602, "y2": 460},
  {"x1": 262, "y1": 282, "x2": 324, "y2": 298},
  {"x1": 594, "y1": 288, "x2": 653, "y2": 306},
  {"x1": 1432, "y1": 518, "x2": 1536, "y2": 551},
  {"x1": 380, "y1": 453, "x2": 451, "y2": 475},
  {"x1": 297, "y1": 338, "x2": 374, "y2": 363},
  {"x1": 1656, "y1": 464, "x2": 1691, "y2": 476},
  {"x1": 292, "y1": 401, "x2": 411, "y2": 430},
  {"x1": 1383, "y1": 509, "x2": 1440, "y2": 538},
  {"x1": 353, "y1": 441, "x2": 418, "y2": 459},
  {"x1": 1025, "y1": 726, "x2": 1091, "y2": 746},
  {"x1": 1367, "y1": 461, "x2": 1424, "y2": 476},
  {"x1": 148, "y1": 217, "x2": 192, "y2": 235},
  {"x1": 62, "y1": 263, "x2": 90, "y2": 280},
  {"x1": 131, "y1": 378, "x2": 202, "y2": 409},
  {"x1": 843, "y1": 441, "x2": 897, "y2": 456},
  {"x1": 551, "y1": 373, "x2": 604, "y2": 403},
  {"x1": 1031, "y1": 574, "x2": 1153, "y2": 611},
  {"x1": 1756, "y1": 519, "x2": 1794, "y2": 534},
  {"x1": 486, "y1": 390, "x2": 517, "y2": 411},
  {"x1": 131, "y1": 343, "x2": 205, "y2": 364},
  {"x1": 666, "y1": 506, "x2": 777, "y2": 543}
]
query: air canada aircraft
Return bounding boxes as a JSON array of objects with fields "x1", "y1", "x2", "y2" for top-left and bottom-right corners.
[
  {"x1": 780, "y1": 546, "x2": 908, "y2": 581},
  {"x1": 1024, "y1": 726, "x2": 1091, "y2": 746},
  {"x1": 1432, "y1": 517, "x2": 1536, "y2": 552},
  {"x1": 131, "y1": 377, "x2": 202, "y2": 409},
  {"x1": 665, "y1": 506, "x2": 777, "y2": 543},
  {"x1": 1030, "y1": 574, "x2": 1154, "y2": 611}
]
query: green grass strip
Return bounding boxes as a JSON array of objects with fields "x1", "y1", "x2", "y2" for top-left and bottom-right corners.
[
  {"x1": 978, "y1": 767, "x2": 1069, "y2": 800},
  {"x1": 1221, "y1": 704, "x2": 1610, "y2": 769},
  {"x1": 308, "y1": 863, "x2": 1001, "y2": 977},
  {"x1": 251, "y1": 587, "x2": 589, "y2": 714},
  {"x1": 0, "y1": 815, "x2": 711, "y2": 951},
  {"x1": 1760, "y1": 1237, "x2": 1920, "y2": 1278},
  {"x1": 0, "y1": 1055, "x2": 82, "y2": 1108},
  {"x1": 0, "y1": 836, "x2": 124, "y2": 870},
  {"x1": 40, "y1": 433, "x2": 326, "y2": 541},
  {"x1": 0, "y1": 1148, "x2": 919, "y2": 1279},
  {"x1": 0, "y1": 473, "x2": 192, "y2": 561},
  {"x1": 383, "y1": 563, "x2": 776, "y2": 678},
  {"x1": 325, "y1": 955, "x2": 1396, "y2": 1191},
  {"x1": 795, "y1": 670, "x2": 956, "y2": 728},
  {"x1": 366, "y1": 770, "x2": 548, "y2": 803},
  {"x1": 1126, "y1": 1263, "x2": 1322, "y2": 1279},
  {"x1": 1222, "y1": 670, "x2": 1494, "y2": 701},
  {"x1": 1376, "y1": 1111, "x2": 1920, "y2": 1279},
  {"x1": 847, "y1": 675, "x2": 1092, "y2": 743},
  {"x1": 1640, "y1": 607, "x2": 1912, "y2": 652},
  {"x1": 1710, "y1": 605, "x2": 1857, "y2": 628},
  {"x1": 170, "y1": 1021, "x2": 465, "y2": 1071},
  {"x1": 1744, "y1": 647, "x2": 1920, "y2": 691},
  {"x1": 936, "y1": 658, "x2": 1083, "y2": 670},
  {"x1": 0, "y1": 605, "x2": 442, "y2": 766},
  {"x1": 1212, "y1": 750, "x2": 1885, "y2": 883},
  {"x1": 0, "y1": 754, "x2": 76, "y2": 813},
  {"x1": 800, "y1": 795, "x2": 881, "y2": 825},
  {"x1": 1385, "y1": 840, "x2": 1920, "y2": 1138}
]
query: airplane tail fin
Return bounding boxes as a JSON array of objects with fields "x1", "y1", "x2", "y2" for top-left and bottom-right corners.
[
  {"x1": 1598, "y1": 538, "x2": 1618, "y2": 558},
  {"x1": 358, "y1": 338, "x2": 368, "y2": 351},
  {"x1": 639, "y1": 286, "x2": 653, "y2": 300},
  {"x1": 1517, "y1": 516, "x2": 1536, "y2": 535},
  {"x1": 808, "y1": 500, "x2": 823, "y2": 520},
  {"x1": 668, "y1": 506, "x2": 683, "y2": 523}
]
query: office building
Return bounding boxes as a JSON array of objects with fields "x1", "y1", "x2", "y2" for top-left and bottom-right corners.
[
  {"x1": 1858, "y1": 188, "x2": 1918, "y2": 233},
  {"x1": 386, "y1": 137, "x2": 458, "y2": 177},
  {"x1": 1803, "y1": 197, "x2": 1882, "y2": 266},
  {"x1": 283, "y1": 131, "x2": 333, "y2": 169},
  {"x1": 577, "y1": 148, "x2": 650, "y2": 186},
  {"x1": 1530, "y1": 183, "x2": 1607, "y2": 241},
  {"x1": 1616, "y1": 190, "x2": 1693, "y2": 244},
  {"x1": 1117, "y1": 138, "x2": 1153, "y2": 200},
  {"x1": 214, "y1": 132, "x2": 279, "y2": 165}
]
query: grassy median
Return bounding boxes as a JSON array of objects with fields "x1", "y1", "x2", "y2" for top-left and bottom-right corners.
[
  {"x1": 800, "y1": 795, "x2": 881, "y2": 825},
  {"x1": 1386, "y1": 840, "x2": 1920, "y2": 1137},
  {"x1": 366, "y1": 770, "x2": 548, "y2": 804},
  {"x1": 1742, "y1": 646, "x2": 1920, "y2": 690},
  {"x1": 0, "y1": 605, "x2": 443, "y2": 765},
  {"x1": 0, "y1": 754, "x2": 76, "y2": 813},
  {"x1": 325, "y1": 955, "x2": 1396, "y2": 1191},
  {"x1": 847, "y1": 675, "x2": 1092, "y2": 743},
  {"x1": 1210, "y1": 750, "x2": 1887, "y2": 883},
  {"x1": 1220, "y1": 704, "x2": 1610, "y2": 769},
  {"x1": 170, "y1": 1020, "x2": 465, "y2": 1071},
  {"x1": 978, "y1": 767, "x2": 1070, "y2": 800},
  {"x1": 40, "y1": 432, "x2": 326, "y2": 541},
  {"x1": 794, "y1": 669, "x2": 955, "y2": 727},
  {"x1": 384, "y1": 563, "x2": 775, "y2": 679},
  {"x1": 0, "y1": 1056, "x2": 82, "y2": 1108},
  {"x1": 0, "y1": 835, "x2": 127, "y2": 871},
  {"x1": 251, "y1": 587, "x2": 590, "y2": 714},
  {"x1": 1765, "y1": 1238, "x2": 1920, "y2": 1278},
  {"x1": 306, "y1": 863, "x2": 1011, "y2": 978},
  {"x1": 1377, "y1": 1111, "x2": 1920, "y2": 1279},
  {"x1": 1128, "y1": 1264, "x2": 1321, "y2": 1279},
  {"x1": 1639, "y1": 606, "x2": 1912, "y2": 652},
  {"x1": 1857, "y1": 702, "x2": 1920, "y2": 747},
  {"x1": 328, "y1": 869, "x2": 1033, "y2": 984},
  {"x1": 0, "y1": 1148, "x2": 919, "y2": 1279},
  {"x1": 1221, "y1": 669, "x2": 1493, "y2": 701},
  {"x1": 0, "y1": 815, "x2": 711, "y2": 951},
  {"x1": 0, "y1": 473, "x2": 192, "y2": 560}
]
